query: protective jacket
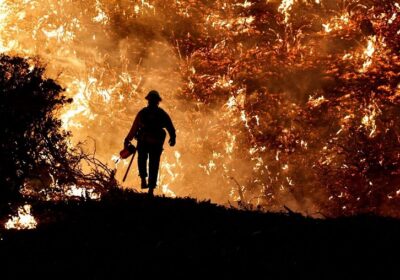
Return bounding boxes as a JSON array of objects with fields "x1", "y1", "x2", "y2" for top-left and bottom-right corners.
[{"x1": 125, "y1": 106, "x2": 176, "y2": 147}]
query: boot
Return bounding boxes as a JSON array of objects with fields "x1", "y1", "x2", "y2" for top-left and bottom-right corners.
[
  {"x1": 141, "y1": 177, "x2": 148, "y2": 189},
  {"x1": 148, "y1": 187, "x2": 154, "y2": 197}
]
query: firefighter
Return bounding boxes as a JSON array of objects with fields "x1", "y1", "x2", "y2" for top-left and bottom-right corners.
[{"x1": 124, "y1": 90, "x2": 176, "y2": 196}]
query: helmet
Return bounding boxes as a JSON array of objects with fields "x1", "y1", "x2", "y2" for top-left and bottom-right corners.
[{"x1": 145, "y1": 90, "x2": 162, "y2": 102}]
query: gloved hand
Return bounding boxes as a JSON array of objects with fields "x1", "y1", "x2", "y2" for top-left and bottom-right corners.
[{"x1": 169, "y1": 137, "x2": 176, "y2": 147}]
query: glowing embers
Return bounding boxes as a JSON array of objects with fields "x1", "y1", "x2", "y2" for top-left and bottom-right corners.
[
  {"x1": 93, "y1": 0, "x2": 109, "y2": 25},
  {"x1": 278, "y1": 0, "x2": 294, "y2": 23},
  {"x1": 322, "y1": 14, "x2": 351, "y2": 34},
  {"x1": 60, "y1": 79, "x2": 93, "y2": 130},
  {"x1": 361, "y1": 36, "x2": 376, "y2": 72},
  {"x1": 161, "y1": 184, "x2": 177, "y2": 198},
  {"x1": 4, "y1": 204, "x2": 38, "y2": 230},
  {"x1": 0, "y1": 0, "x2": 15, "y2": 52},
  {"x1": 361, "y1": 102, "x2": 381, "y2": 138},
  {"x1": 60, "y1": 75, "x2": 121, "y2": 130},
  {"x1": 235, "y1": 1, "x2": 252, "y2": 8},
  {"x1": 64, "y1": 185, "x2": 102, "y2": 200},
  {"x1": 307, "y1": 95, "x2": 327, "y2": 108},
  {"x1": 341, "y1": 36, "x2": 379, "y2": 73},
  {"x1": 158, "y1": 151, "x2": 181, "y2": 198},
  {"x1": 213, "y1": 75, "x2": 233, "y2": 89},
  {"x1": 206, "y1": 14, "x2": 255, "y2": 34},
  {"x1": 21, "y1": 176, "x2": 102, "y2": 202}
]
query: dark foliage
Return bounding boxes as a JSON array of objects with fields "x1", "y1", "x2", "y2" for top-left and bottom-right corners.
[
  {"x1": 0, "y1": 54, "x2": 76, "y2": 200},
  {"x1": 0, "y1": 54, "x2": 116, "y2": 202},
  {"x1": 0, "y1": 189, "x2": 399, "y2": 278}
]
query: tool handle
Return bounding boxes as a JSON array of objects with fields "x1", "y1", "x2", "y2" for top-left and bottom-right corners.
[{"x1": 122, "y1": 151, "x2": 136, "y2": 182}]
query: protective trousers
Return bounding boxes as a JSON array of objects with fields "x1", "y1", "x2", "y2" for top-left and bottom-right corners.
[{"x1": 137, "y1": 143, "x2": 163, "y2": 188}]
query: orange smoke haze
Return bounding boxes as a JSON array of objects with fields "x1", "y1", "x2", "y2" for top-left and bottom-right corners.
[{"x1": 1, "y1": 0, "x2": 400, "y2": 217}]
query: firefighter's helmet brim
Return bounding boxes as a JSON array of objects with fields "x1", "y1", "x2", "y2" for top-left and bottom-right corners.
[{"x1": 145, "y1": 90, "x2": 162, "y2": 102}]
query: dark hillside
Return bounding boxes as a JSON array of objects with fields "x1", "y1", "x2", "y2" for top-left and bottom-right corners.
[{"x1": 0, "y1": 188, "x2": 399, "y2": 278}]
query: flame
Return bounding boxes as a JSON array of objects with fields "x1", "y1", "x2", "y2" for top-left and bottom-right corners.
[
  {"x1": 64, "y1": 185, "x2": 102, "y2": 200},
  {"x1": 20, "y1": 173, "x2": 102, "y2": 201},
  {"x1": 278, "y1": 0, "x2": 294, "y2": 23},
  {"x1": 0, "y1": 0, "x2": 399, "y2": 217},
  {"x1": 93, "y1": 0, "x2": 109, "y2": 25},
  {"x1": 361, "y1": 103, "x2": 380, "y2": 138},
  {"x1": 322, "y1": 13, "x2": 351, "y2": 34},
  {"x1": 5, "y1": 205, "x2": 38, "y2": 230},
  {"x1": 361, "y1": 36, "x2": 376, "y2": 72},
  {"x1": 308, "y1": 95, "x2": 327, "y2": 108}
]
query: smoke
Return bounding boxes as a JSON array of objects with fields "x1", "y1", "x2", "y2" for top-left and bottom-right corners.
[
  {"x1": 0, "y1": 0, "x2": 239, "y2": 203},
  {"x1": 1, "y1": 0, "x2": 400, "y2": 216}
]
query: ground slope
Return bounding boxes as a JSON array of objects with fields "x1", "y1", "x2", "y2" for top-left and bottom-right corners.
[{"x1": 0, "y1": 189, "x2": 399, "y2": 278}]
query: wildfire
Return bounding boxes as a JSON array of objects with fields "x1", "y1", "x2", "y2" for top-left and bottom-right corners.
[
  {"x1": 278, "y1": 0, "x2": 294, "y2": 23},
  {"x1": 20, "y1": 174, "x2": 102, "y2": 202},
  {"x1": 4, "y1": 205, "x2": 38, "y2": 230},
  {"x1": 361, "y1": 103, "x2": 380, "y2": 138},
  {"x1": 361, "y1": 36, "x2": 377, "y2": 72},
  {"x1": 0, "y1": 0, "x2": 399, "y2": 217},
  {"x1": 307, "y1": 95, "x2": 327, "y2": 108},
  {"x1": 65, "y1": 185, "x2": 102, "y2": 200},
  {"x1": 322, "y1": 14, "x2": 351, "y2": 34}
]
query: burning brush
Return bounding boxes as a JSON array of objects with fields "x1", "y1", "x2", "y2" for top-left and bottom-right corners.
[{"x1": 0, "y1": 0, "x2": 399, "y2": 217}]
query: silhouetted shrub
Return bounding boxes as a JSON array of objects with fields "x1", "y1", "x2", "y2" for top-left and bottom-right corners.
[{"x1": 0, "y1": 54, "x2": 76, "y2": 200}]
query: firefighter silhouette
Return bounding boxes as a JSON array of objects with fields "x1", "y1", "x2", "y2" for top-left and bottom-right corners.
[{"x1": 124, "y1": 90, "x2": 176, "y2": 196}]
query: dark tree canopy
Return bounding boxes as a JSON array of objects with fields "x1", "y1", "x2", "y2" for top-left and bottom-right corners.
[{"x1": 0, "y1": 54, "x2": 75, "y2": 200}]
